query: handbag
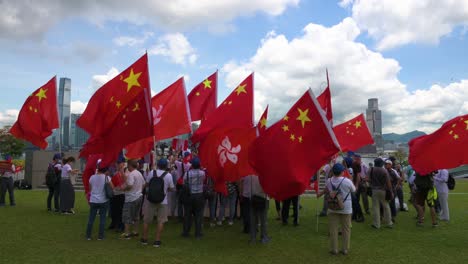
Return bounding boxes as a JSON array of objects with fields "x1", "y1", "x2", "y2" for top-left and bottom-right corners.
[
  {"x1": 180, "y1": 171, "x2": 192, "y2": 204},
  {"x1": 251, "y1": 195, "x2": 267, "y2": 210},
  {"x1": 104, "y1": 175, "x2": 114, "y2": 199}
]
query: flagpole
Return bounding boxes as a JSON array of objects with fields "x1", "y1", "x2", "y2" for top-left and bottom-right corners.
[{"x1": 316, "y1": 172, "x2": 320, "y2": 233}]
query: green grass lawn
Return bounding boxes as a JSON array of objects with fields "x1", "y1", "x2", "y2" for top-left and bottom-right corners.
[{"x1": 1, "y1": 181, "x2": 468, "y2": 264}]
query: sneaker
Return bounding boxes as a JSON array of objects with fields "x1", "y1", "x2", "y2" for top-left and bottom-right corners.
[
  {"x1": 140, "y1": 238, "x2": 148, "y2": 245},
  {"x1": 120, "y1": 233, "x2": 132, "y2": 240},
  {"x1": 260, "y1": 236, "x2": 271, "y2": 244},
  {"x1": 97, "y1": 238, "x2": 103, "y2": 241},
  {"x1": 217, "y1": 221, "x2": 223, "y2": 226},
  {"x1": 86, "y1": 237, "x2": 91, "y2": 241},
  {"x1": 371, "y1": 225, "x2": 379, "y2": 229},
  {"x1": 69, "y1": 209, "x2": 75, "y2": 214},
  {"x1": 432, "y1": 222, "x2": 439, "y2": 228},
  {"x1": 329, "y1": 250, "x2": 338, "y2": 255},
  {"x1": 228, "y1": 221, "x2": 234, "y2": 226},
  {"x1": 340, "y1": 250, "x2": 349, "y2": 255},
  {"x1": 210, "y1": 222, "x2": 216, "y2": 227},
  {"x1": 153, "y1": 241, "x2": 161, "y2": 248},
  {"x1": 416, "y1": 222, "x2": 424, "y2": 227},
  {"x1": 62, "y1": 211, "x2": 72, "y2": 215}
]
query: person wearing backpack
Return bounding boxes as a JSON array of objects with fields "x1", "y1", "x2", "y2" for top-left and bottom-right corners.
[
  {"x1": 367, "y1": 158, "x2": 393, "y2": 229},
  {"x1": 322, "y1": 163, "x2": 355, "y2": 255},
  {"x1": 46, "y1": 153, "x2": 62, "y2": 212},
  {"x1": 86, "y1": 164, "x2": 113, "y2": 240},
  {"x1": 181, "y1": 157, "x2": 206, "y2": 239},
  {"x1": 434, "y1": 169, "x2": 450, "y2": 222},
  {"x1": 141, "y1": 158, "x2": 175, "y2": 248}
]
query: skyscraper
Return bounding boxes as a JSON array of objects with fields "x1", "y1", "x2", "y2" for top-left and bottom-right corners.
[
  {"x1": 58, "y1": 78, "x2": 71, "y2": 148},
  {"x1": 366, "y1": 98, "x2": 383, "y2": 152},
  {"x1": 70, "y1": 113, "x2": 89, "y2": 149}
]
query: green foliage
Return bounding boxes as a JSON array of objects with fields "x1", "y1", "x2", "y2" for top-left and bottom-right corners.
[
  {"x1": 0, "y1": 183, "x2": 468, "y2": 264},
  {"x1": 0, "y1": 126, "x2": 26, "y2": 158}
]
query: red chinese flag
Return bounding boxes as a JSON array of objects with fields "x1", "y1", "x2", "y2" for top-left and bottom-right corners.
[
  {"x1": 191, "y1": 74, "x2": 254, "y2": 143},
  {"x1": 333, "y1": 114, "x2": 374, "y2": 152},
  {"x1": 188, "y1": 72, "x2": 217, "y2": 121},
  {"x1": 126, "y1": 77, "x2": 192, "y2": 157},
  {"x1": 316, "y1": 70, "x2": 333, "y2": 123},
  {"x1": 79, "y1": 54, "x2": 153, "y2": 166},
  {"x1": 249, "y1": 89, "x2": 340, "y2": 201},
  {"x1": 10, "y1": 77, "x2": 59, "y2": 149},
  {"x1": 409, "y1": 114, "x2": 468, "y2": 174},
  {"x1": 257, "y1": 105, "x2": 269, "y2": 135},
  {"x1": 199, "y1": 127, "x2": 257, "y2": 183}
]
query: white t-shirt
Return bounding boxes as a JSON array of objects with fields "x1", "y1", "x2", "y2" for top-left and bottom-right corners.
[
  {"x1": 145, "y1": 169, "x2": 175, "y2": 205},
  {"x1": 61, "y1": 164, "x2": 72, "y2": 179},
  {"x1": 124, "y1": 169, "x2": 145, "y2": 203},
  {"x1": 326, "y1": 176, "x2": 356, "y2": 215},
  {"x1": 89, "y1": 174, "x2": 111, "y2": 204}
]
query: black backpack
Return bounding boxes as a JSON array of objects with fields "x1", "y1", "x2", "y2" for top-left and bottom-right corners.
[
  {"x1": 447, "y1": 173, "x2": 456, "y2": 190},
  {"x1": 45, "y1": 163, "x2": 58, "y2": 187},
  {"x1": 147, "y1": 171, "x2": 167, "y2": 204}
]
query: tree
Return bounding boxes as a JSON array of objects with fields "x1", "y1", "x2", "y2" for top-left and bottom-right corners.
[
  {"x1": 0, "y1": 126, "x2": 26, "y2": 158},
  {"x1": 392, "y1": 148, "x2": 408, "y2": 166}
]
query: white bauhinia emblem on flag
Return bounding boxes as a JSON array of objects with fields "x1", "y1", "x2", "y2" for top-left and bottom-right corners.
[
  {"x1": 152, "y1": 105, "x2": 163, "y2": 125},
  {"x1": 217, "y1": 136, "x2": 241, "y2": 167}
]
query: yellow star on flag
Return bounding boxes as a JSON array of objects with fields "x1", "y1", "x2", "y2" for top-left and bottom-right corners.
[
  {"x1": 132, "y1": 103, "x2": 140, "y2": 112},
  {"x1": 354, "y1": 121, "x2": 362, "y2": 129},
  {"x1": 203, "y1": 79, "x2": 212, "y2": 89},
  {"x1": 464, "y1": 120, "x2": 468, "y2": 130},
  {"x1": 35, "y1": 88, "x2": 48, "y2": 102},
  {"x1": 282, "y1": 125, "x2": 289, "y2": 132},
  {"x1": 123, "y1": 68, "x2": 142, "y2": 92},
  {"x1": 260, "y1": 117, "x2": 267, "y2": 128},
  {"x1": 196, "y1": 92, "x2": 200, "y2": 96},
  {"x1": 298, "y1": 136, "x2": 303, "y2": 143},
  {"x1": 235, "y1": 84, "x2": 247, "y2": 95},
  {"x1": 296, "y1": 108, "x2": 311, "y2": 128},
  {"x1": 454, "y1": 134, "x2": 459, "y2": 140},
  {"x1": 283, "y1": 116, "x2": 289, "y2": 121},
  {"x1": 290, "y1": 134, "x2": 295, "y2": 141},
  {"x1": 110, "y1": 96, "x2": 114, "y2": 102},
  {"x1": 29, "y1": 106, "x2": 33, "y2": 111},
  {"x1": 116, "y1": 101, "x2": 122, "y2": 108}
]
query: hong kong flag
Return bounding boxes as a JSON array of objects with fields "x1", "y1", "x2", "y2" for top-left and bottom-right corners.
[
  {"x1": 249, "y1": 89, "x2": 340, "y2": 201},
  {"x1": 188, "y1": 72, "x2": 217, "y2": 121}
]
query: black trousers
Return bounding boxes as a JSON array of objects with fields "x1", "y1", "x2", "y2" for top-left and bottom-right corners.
[
  {"x1": 282, "y1": 196, "x2": 299, "y2": 224},
  {"x1": 396, "y1": 187, "x2": 404, "y2": 210},
  {"x1": 47, "y1": 182, "x2": 60, "y2": 210},
  {"x1": 275, "y1": 200, "x2": 281, "y2": 212},
  {"x1": 241, "y1": 196, "x2": 251, "y2": 233},
  {"x1": 183, "y1": 194, "x2": 205, "y2": 237},
  {"x1": 0, "y1": 177, "x2": 15, "y2": 205},
  {"x1": 109, "y1": 194, "x2": 125, "y2": 230},
  {"x1": 352, "y1": 192, "x2": 364, "y2": 220}
]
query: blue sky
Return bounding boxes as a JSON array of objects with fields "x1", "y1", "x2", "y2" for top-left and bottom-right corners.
[{"x1": 1, "y1": 0, "x2": 468, "y2": 133}]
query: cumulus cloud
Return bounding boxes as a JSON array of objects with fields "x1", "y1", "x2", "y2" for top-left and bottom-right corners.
[
  {"x1": 148, "y1": 33, "x2": 197, "y2": 65},
  {"x1": 113, "y1": 32, "x2": 154, "y2": 47},
  {"x1": 222, "y1": 18, "x2": 468, "y2": 134},
  {"x1": 71, "y1": 101, "x2": 87, "y2": 114},
  {"x1": 340, "y1": 0, "x2": 468, "y2": 50},
  {"x1": 0, "y1": 0, "x2": 299, "y2": 40},
  {"x1": 0, "y1": 109, "x2": 19, "y2": 128},
  {"x1": 91, "y1": 67, "x2": 120, "y2": 91}
]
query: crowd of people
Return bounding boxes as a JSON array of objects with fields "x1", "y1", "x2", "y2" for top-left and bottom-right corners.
[{"x1": 0, "y1": 150, "x2": 453, "y2": 255}]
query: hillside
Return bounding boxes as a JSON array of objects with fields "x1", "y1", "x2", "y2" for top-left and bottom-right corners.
[{"x1": 383, "y1": 130, "x2": 426, "y2": 143}]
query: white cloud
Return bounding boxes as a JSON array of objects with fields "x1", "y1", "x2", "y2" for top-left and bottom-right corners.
[
  {"x1": 71, "y1": 101, "x2": 87, "y2": 114},
  {"x1": 0, "y1": 109, "x2": 19, "y2": 128},
  {"x1": 0, "y1": 0, "x2": 299, "y2": 40},
  {"x1": 340, "y1": 0, "x2": 468, "y2": 50},
  {"x1": 148, "y1": 33, "x2": 197, "y2": 65},
  {"x1": 91, "y1": 67, "x2": 120, "y2": 91},
  {"x1": 113, "y1": 32, "x2": 154, "y2": 47},
  {"x1": 222, "y1": 18, "x2": 468, "y2": 134}
]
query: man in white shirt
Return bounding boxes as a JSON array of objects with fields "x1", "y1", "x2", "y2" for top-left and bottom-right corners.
[
  {"x1": 141, "y1": 158, "x2": 175, "y2": 248},
  {"x1": 121, "y1": 159, "x2": 145, "y2": 240}
]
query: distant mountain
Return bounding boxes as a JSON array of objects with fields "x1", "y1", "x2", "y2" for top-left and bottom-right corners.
[{"x1": 383, "y1": 130, "x2": 426, "y2": 143}]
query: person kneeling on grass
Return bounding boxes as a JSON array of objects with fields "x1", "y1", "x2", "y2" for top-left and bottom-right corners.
[
  {"x1": 120, "y1": 159, "x2": 145, "y2": 240},
  {"x1": 86, "y1": 164, "x2": 113, "y2": 240},
  {"x1": 319, "y1": 163, "x2": 355, "y2": 255},
  {"x1": 140, "y1": 159, "x2": 175, "y2": 248}
]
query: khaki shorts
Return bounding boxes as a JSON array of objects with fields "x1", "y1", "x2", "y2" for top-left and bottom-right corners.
[{"x1": 143, "y1": 199, "x2": 168, "y2": 224}]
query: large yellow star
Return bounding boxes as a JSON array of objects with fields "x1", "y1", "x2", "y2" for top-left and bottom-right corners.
[
  {"x1": 296, "y1": 108, "x2": 311, "y2": 128},
  {"x1": 35, "y1": 88, "x2": 48, "y2": 102},
  {"x1": 235, "y1": 84, "x2": 247, "y2": 95},
  {"x1": 203, "y1": 79, "x2": 212, "y2": 89},
  {"x1": 282, "y1": 125, "x2": 289, "y2": 132},
  {"x1": 260, "y1": 117, "x2": 267, "y2": 128},
  {"x1": 354, "y1": 120, "x2": 362, "y2": 129},
  {"x1": 464, "y1": 120, "x2": 468, "y2": 130},
  {"x1": 123, "y1": 68, "x2": 142, "y2": 92}
]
